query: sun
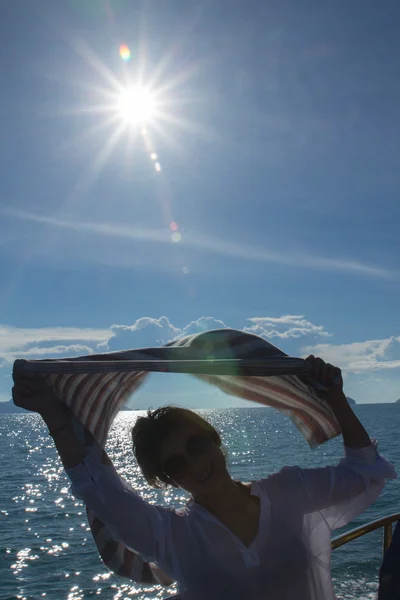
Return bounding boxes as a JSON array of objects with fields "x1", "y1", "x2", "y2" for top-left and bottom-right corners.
[{"x1": 117, "y1": 86, "x2": 156, "y2": 126}]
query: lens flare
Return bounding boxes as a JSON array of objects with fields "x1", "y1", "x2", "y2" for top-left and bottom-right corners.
[
  {"x1": 119, "y1": 44, "x2": 131, "y2": 61},
  {"x1": 172, "y1": 232, "x2": 182, "y2": 243}
]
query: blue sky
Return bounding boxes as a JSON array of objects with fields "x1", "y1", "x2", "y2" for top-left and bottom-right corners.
[{"x1": 1, "y1": 0, "x2": 400, "y2": 406}]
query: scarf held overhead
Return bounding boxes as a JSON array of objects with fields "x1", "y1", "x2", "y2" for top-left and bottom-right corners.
[{"x1": 13, "y1": 328, "x2": 340, "y2": 585}]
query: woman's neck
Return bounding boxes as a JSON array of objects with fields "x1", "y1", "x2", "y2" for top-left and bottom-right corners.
[{"x1": 193, "y1": 477, "x2": 251, "y2": 515}]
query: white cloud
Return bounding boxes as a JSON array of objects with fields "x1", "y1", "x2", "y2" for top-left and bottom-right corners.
[
  {"x1": 3, "y1": 318, "x2": 398, "y2": 379},
  {"x1": 2, "y1": 316, "x2": 400, "y2": 405},
  {"x1": 107, "y1": 316, "x2": 226, "y2": 351},
  {"x1": 2, "y1": 207, "x2": 398, "y2": 280},
  {"x1": 302, "y1": 336, "x2": 400, "y2": 373},
  {"x1": 108, "y1": 318, "x2": 182, "y2": 350},
  {"x1": 182, "y1": 317, "x2": 227, "y2": 336},
  {"x1": 0, "y1": 316, "x2": 229, "y2": 364},
  {"x1": 16, "y1": 345, "x2": 94, "y2": 358},
  {"x1": 245, "y1": 315, "x2": 330, "y2": 339},
  {"x1": 0, "y1": 325, "x2": 110, "y2": 363},
  {"x1": 0, "y1": 325, "x2": 110, "y2": 347}
]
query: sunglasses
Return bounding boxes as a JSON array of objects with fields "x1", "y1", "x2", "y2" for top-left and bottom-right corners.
[{"x1": 161, "y1": 433, "x2": 214, "y2": 480}]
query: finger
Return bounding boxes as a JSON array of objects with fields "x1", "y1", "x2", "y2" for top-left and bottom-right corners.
[
  {"x1": 12, "y1": 381, "x2": 34, "y2": 393},
  {"x1": 325, "y1": 364, "x2": 336, "y2": 383},
  {"x1": 15, "y1": 386, "x2": 32, "y2": 395},
  {"x1": 12, "y1": 387, "x2": 37, "y2": 402},
  {"x1": 13, "y1": 373, "x2": 43, "y2": 384},
  {"x1": 13, "y1": 385, "x2": 39, "y2": 398},
  {"x1": 312, "y1": 357, "x2": 324, "y2": 381},
  {"x1": 305, "y1": 355, "x2": 319, "y2": 379},
  {"x1": 14, "y1": 373, "x2": 42, "y2": 381},
  {"x1": 304, "y1": 355, "x2": 316, "y2": 374},
  {"x1": 318, "y1": 359, "x2": 328, "y2": 384},
  {"x1": 12, "y1": 385, "x2": 32, "y2": 403},
  {"x1": 331, "y1": 367, "x2": 342, "y2": 385},
  {"x1": 13, "y1": 375, "x2": 44, "y2": 391}
]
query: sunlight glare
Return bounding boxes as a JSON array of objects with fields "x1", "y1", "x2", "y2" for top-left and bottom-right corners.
[{"x1": 117, "y1": 86, "x2": 155, "y2": 126}]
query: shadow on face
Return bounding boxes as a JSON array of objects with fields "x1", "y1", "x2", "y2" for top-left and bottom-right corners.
[{"x1": 159, "y1": 422, "x2": 229, "y2": 496}]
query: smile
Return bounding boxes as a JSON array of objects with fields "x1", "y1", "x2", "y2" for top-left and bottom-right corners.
[{"x1": 197, "y1": 466, "x2": 213, "y2": 483}]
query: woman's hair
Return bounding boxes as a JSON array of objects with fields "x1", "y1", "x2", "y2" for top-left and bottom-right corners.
[{"x1": 131, "y1": 406, "x2": 222, "y2": 488}]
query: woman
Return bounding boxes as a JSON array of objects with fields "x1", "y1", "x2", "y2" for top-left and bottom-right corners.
[{"x1": 13, "y1": 356, "x2": 396, "y2": 600}]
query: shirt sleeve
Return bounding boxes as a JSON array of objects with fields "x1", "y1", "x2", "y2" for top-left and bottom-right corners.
[
  {"x1": 65, "y1": 447, "x2": 174, "y2": 565},
  {"x1": 261, "y1": 442, "x2": 397, "y2": 530}
]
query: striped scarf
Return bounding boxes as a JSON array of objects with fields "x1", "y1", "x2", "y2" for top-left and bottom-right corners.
[{"x1": 13, "y1": 328, "x2": 339, "y2": 584}]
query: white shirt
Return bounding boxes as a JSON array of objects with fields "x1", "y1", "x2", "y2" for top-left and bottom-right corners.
[{"x1": 66, "y1": 443, "x2": 396, "y2": 600}]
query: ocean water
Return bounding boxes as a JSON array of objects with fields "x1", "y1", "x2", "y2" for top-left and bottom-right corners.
[{"x1": 1, "y1": 405, "x2": 399, "y2": 600}]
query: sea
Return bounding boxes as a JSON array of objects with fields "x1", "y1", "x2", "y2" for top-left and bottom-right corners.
[{"x1": 1, "y1": 405, "x2": 399, "y2": 600}]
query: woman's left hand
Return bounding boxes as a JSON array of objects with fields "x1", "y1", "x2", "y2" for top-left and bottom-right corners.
[{"x1": 305, "y1": 355, "x2": 348, "y2": 411}]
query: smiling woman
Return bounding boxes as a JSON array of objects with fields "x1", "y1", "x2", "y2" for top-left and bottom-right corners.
[
  {"x1": 12, "y1": 355, "x2": 396, "y2": 600},
  {"x1": 117, "y1": 85, "x2": 156, "y2": 126}
]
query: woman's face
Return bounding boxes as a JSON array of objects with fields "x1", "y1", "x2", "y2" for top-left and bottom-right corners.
[{"x1": 159, "y1": 422, "x2": 229, "y2": 496}]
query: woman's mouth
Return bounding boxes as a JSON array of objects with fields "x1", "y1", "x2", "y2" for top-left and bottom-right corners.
[{"x1": 197, "y1": 466, "x2": 213, "y2": 483}]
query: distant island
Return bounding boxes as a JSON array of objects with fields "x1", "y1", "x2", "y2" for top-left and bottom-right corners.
[
  {"x1": 0, "y1": 400, "x2": 28, "y2": 414},
  {"x1": 396, "y1": 399, "x2": 400, "y2": 404},
  {"x1": 346, "y1": 397, "x2": 356, "y2": 405}
]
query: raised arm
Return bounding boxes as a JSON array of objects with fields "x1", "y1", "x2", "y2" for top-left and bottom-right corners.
[
  {"x1": 12, "y1": 374, "x2": 175, "y2": 567},
  {"x1": 12, "y1": 374, "x2": 86, "y2": 468},
  {"x1": 305, "y1": 355, "x2": 371, "y2": 449},
  {"x1": 262, "y1": 358, "x2": 396, "y2": 530}
]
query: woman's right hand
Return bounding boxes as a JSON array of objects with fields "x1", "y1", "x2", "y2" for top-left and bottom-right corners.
[
  {"x1": 13, "y1": 374, "x2": 86, "y2": 469},
  {"x1": 12, "y1": 373, "x2": 62, "y2": 416}
]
